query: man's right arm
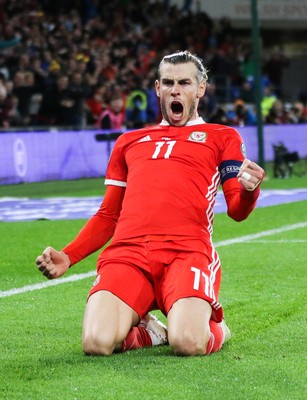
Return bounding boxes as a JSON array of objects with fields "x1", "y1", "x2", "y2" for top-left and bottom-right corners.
[
  {"x1": 62, "y1": 184, "x2": 125, "y2": 265},
  {"x1": 35, "y1": 185, "x2": 125, "y2": 279}
]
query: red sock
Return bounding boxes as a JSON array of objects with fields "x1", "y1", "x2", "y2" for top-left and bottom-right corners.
[
  {"x1": 205, "y1": 320, "x2": 224, "y2": 355},
  {"x1": 121, "y1": 327, "x2": 152, "y2": 352}
]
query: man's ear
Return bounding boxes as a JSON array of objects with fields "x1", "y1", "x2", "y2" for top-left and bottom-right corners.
[
  {"x1": 155, "y1": 79, "x2": 160, "y2": 97},
  {"x1": 197, "y1": 81, "x2": 206, "y2": 98}
]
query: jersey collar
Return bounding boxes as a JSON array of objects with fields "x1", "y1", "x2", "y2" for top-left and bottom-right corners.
[{"x1": 160, "y1": 117, "x2": 205, "y2": 126}]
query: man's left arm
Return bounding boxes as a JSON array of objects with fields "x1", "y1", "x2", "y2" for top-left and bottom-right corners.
[{"x1": 222, "y1": 158, "x2": 265, "y2": 222}]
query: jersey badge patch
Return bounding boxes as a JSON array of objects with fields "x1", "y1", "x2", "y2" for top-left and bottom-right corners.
[
  {"x1": 188, "y1": 131, "x2": 207, "y2": 142},
  {"x1": 241, "y1": 142, "x2": 247, "y2": 158}
]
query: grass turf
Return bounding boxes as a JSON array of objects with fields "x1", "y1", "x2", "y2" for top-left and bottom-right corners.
[{"x1": 1, "y1": 173, "x2": 306, "y2": 400}]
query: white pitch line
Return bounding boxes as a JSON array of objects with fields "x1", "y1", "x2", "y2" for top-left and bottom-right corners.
[
  {"x1": 232, "y1": 239, "x2": 307, "y2": 244},
  {"x1": 0, "y1": 271, "x2": 96, "y2": 298},
  {"x1": 214, "y1": 221, "x2": 307, "y2": 247},
  {"x1": 1, "y1": 221, "x2": 307, "y2": 299}
]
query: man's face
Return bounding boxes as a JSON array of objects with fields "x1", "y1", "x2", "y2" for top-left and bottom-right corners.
[
  {"x1": 155, "y1": 62, "x2": 206, "y2": 126},
  {"x1": 111, "y1": 98, "x2": 123, "y2": 113}
]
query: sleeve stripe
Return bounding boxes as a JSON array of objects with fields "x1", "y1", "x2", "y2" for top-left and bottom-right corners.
[{"x1": 104, "y1": 179, "x2": 127, "y2": 187}]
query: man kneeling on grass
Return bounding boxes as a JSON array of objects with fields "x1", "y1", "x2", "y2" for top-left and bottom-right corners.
[{"x1": 36, "y1": 51, "x2": 264, "y2": 356}]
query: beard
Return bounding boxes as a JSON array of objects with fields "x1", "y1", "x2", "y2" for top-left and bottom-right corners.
[{"x1": 160, "y1": 98, "x2": 197, "y2": 126}]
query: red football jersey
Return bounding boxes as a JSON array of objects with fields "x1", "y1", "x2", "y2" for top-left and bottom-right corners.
[
  {"x1": 63, "y1": 119, "x2": 260, "y2": 266},
  {"x1": 105, "y1": 119, "x2": 247, "y2": 246}
]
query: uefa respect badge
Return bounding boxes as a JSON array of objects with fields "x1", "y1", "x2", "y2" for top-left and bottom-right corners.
[{"x1": 241, "y1": 142, "x2": 247, "y2": 158}]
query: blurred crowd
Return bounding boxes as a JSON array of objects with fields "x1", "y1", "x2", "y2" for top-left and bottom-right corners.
[{"x1": 0, "y1": 0, "x2": 307, "y2": 130}]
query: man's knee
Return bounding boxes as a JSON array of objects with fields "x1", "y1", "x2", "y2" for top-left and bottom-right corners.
[
  {"x1": 167, "y1": 297, "x2": 212, "y2": 356},
  {"x1": 168, "y1": 328, "x2": 210, "y2": 356},
  {"x1": 82, "y1": 331, "x2": 118, "y2": 356}
]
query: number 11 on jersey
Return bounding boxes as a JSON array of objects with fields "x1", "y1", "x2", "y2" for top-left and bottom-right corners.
[{"x1": 152, "y1": 141, "x2": 176, "y2": 159}]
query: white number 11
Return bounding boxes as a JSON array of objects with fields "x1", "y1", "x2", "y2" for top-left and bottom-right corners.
[
  {"x1": 152, "y1": 141, "x2": 176, "y2": 159},
  {"x1": 191, "y1": 267, "x2": 210, "y2": 296}
]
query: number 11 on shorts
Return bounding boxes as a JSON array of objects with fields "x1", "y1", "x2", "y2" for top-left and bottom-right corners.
[{"x1": 191, "y1": 267, "x2": 209, "y2": 296}]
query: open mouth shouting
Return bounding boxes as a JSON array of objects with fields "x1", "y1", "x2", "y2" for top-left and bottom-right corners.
[{"x1": 170, "y1": 101, "x2": 184, "y2": 121}]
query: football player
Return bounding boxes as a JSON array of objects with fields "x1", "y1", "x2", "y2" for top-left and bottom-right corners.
[{"x1": 36, "y1": 50, "x2": 264, "y2": 356}]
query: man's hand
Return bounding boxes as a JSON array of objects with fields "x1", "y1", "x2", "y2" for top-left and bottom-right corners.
[
  {"x1": 35, "y1": 247, "x2": 71, "y2": 280},
  {"x1": 237, "y1": 159, "x2": 265, "y2": 191}
]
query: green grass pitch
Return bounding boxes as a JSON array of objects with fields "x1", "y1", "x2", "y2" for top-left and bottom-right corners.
[{"x1": 0, "y1": 172, "x2": 306, "y2": 400}]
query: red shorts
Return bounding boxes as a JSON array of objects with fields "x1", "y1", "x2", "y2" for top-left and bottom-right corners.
[{"x1": 89, "y1": 239, "x2": 223, "y2": 322}]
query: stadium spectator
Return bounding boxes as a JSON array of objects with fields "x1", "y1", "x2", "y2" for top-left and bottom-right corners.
[
  {"x1": 85, "y1": 86, "x2": 106, "y2": 125},
  {"x1": 36, "y1": 50, "x2": 265, "y2": 357},
  {"x1": 38, "y1": 74, "x2": 81, "y2": 127},
  {"x1": 0, "y1": 82, "x2": 12, "y2": 127},
  {"x1": 97, "y1": 94, "x2": 125, "y2": 130},
  {"x1": 69, "y1": 71, "x2": 91, "y2": 128},
  {"x1": 142, "y1": 76, "x2": 160, "y2": 125},
  {"x1": 181, "y1": 0, "x2": 193, "y2": 14},
  {"x1": 261, "y1": 85, "x2": 277, "y2": 119},
  {"x1": 208, "y1": 48, "x2": 231, "y2": 102},
  {"x1": 198, "y1": 81, "x2": 218, "y2": 118},
  {"x1": 6, "y1": 95, "x2": 22, "y2": 127},
  {"x1": 227, "y1": 99, "x2": 256, "y2": 127},
  {"x1": 207, "y1": 105, "x2": 230, "y2": 125},
  {"x1": 12, "y1": 70, "x2": 42, "y2": 126},
  {"x1": 125, "y1": 78, "x2": 148, "y2": 129},
  {"x1": 0, "y1": 54, "x2": 10, "y2": 80},
  {"x1": 290, "y1": 101, "x2": 307, "y2": 124},
  {"x1": 0, "y1": 78, "x2": 21, "y2": 127},
  {"x1": 30, "y1": 57, "x2": 49, "y2": 93},
  {"x1": 263, "y1": 50, "x2": 289, "y2": 97},
  {"x1": 233, "y1": 78, "x2": 255, "y2": 104},
  {"x1": 265, "y1": 99, "x2": 292, "y2": 125}
]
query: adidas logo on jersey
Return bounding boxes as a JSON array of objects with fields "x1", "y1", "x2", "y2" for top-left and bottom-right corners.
[{"x1": 138, "y1": 135, "x2": 152, "y2": 142}]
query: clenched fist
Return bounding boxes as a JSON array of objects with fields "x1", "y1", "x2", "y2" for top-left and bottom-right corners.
[{"x1": 36, "y1": 247, "x2": 71, "y2": 279}]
